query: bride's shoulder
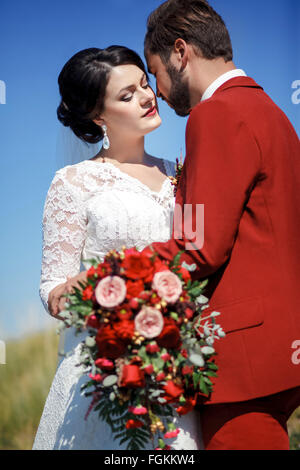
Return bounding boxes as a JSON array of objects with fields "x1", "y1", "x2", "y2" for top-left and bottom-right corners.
[
  {"x1": 49, "y1": 160, "x2": 92, "y2": 192},
  {"x1": 50, "y1": 159, "x2": 114, "y2": 195}
]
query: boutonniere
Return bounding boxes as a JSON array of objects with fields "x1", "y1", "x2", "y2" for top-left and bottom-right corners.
[{"x1": 169, "y1": 150, "x2": 184, "y2": 196}]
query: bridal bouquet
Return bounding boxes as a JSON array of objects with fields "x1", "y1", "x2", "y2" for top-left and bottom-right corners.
[{"x1": 59, "y1": 247, "x2": 225, "y2": 450}]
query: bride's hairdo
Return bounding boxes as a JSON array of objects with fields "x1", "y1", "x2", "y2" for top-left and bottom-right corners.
[
  {"x1": 144, "y1": 0, "x2": 233, "y2": 65},
  {"x1": 57, "y1": 46, "x2": 149, "y2": 144}
]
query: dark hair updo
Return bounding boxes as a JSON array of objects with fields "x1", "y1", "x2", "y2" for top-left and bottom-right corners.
[{"x1": 57, "y1": 46, "x2": 149, "y2": 144}]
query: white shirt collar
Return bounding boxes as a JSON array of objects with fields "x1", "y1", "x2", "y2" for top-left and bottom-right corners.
[{"x1": 201, "y1": 69, "x2": 247, "y2": 102}]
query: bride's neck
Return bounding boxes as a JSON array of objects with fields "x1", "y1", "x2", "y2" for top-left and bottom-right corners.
[{"x1": 98, "y1": 135, "x2": 146, "y2": 164}]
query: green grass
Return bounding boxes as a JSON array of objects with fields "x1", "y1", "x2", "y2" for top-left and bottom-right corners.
[
  {"x1": 288, "y1": 407, "x2": 300, "y2": 450},
  {"x1": 0, "y1": 329, "x2": 59, "y2": 450},
  {"x1": 0, "y1": 329, "x2": 299, "y2": 450}
]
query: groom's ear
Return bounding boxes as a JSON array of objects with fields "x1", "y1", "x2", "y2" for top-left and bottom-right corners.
[{"x1": 173, "y1": 38, "x2": 189, "y2": 72}]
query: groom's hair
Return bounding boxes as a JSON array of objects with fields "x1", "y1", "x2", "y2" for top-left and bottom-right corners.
[{"x1": 144, "y1": 0, "x2": 233, "y2": 64}]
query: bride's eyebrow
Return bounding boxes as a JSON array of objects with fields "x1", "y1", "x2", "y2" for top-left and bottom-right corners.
[{"x1": 117, "y1": 73, "x2": 147, "y2": 96}]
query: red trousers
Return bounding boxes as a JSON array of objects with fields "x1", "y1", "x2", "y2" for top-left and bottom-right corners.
[{"x1": 200, "y1": 387, "x2": 300, "y2": 450}]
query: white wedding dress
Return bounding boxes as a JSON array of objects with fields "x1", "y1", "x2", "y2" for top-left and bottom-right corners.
[{"x1": 33, "y1": 157, "x2": 203, "y2": 450}]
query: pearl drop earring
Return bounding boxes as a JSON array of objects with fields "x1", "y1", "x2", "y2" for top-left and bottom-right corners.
[{"x1": 102, "y1": 124, "x2": 110, "y2": 150}]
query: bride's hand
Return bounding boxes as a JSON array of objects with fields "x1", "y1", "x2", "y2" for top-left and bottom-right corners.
[{"x1": 48, "y1": 271, "x2": 88, "y2": 320}]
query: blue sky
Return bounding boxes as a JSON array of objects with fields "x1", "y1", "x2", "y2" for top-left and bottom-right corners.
[{"x1": 0, "y1": 0, "x2": 299, "y2": 340}]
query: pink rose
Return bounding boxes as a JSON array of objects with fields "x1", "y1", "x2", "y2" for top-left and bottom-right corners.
[
  {"x1": 152, "y1": 270, "x2": 182, "y2": 304},
  {"x1": 128, "y1": 405, "x2": 148, "y2": 415},
  {"x1": 134, "y1": 306, "x2": 164, "y2": 339},
  {"x1": 95, "y1": 276, "x2": 126, "y2": 308}
]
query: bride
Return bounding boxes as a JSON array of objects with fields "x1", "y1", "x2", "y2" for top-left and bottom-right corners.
[{"x1": 33, "y1": 46, "x2": 203, "y2": 450}]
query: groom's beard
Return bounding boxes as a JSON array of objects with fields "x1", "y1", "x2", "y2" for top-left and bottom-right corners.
[{"x1": 165, "y1": 64, "x2": 191, "y2": 117}]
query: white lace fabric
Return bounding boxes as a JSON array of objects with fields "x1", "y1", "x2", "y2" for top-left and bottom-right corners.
[{"x1": 34, "y1": 157, "x2": 204, "y2": 450}]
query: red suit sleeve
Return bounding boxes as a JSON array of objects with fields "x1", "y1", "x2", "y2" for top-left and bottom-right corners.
[{"x1": 150, "y1": 99, "x2": 262, "y2": 279}]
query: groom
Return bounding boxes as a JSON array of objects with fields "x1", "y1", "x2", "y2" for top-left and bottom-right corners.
[{"x1": 143, "y1": 0, "x2": 300, "y2": 450}]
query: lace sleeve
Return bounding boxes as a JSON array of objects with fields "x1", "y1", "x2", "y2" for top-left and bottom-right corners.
[{"x1": 39, "y1": 169, "x2": 87, "y2": 315}]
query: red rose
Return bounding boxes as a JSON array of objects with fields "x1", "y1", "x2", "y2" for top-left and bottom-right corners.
[
  {"x1": 163, "y1": 381, "x2": 184, "y2": 404},
  {"x1": 82, "y1": 285, "x2": 94, "y2": 301},
  {"x1": 139, "y1": 291, "x2": 151, "y2": 301},
  {"x1": 129, "y1": 298, "x2": 139, "y2": 310},
  {"x1": 126, "y1": 280, "x2": 145, "y2": 298},
  {"x1": 125, "y1": 419, "x2": 144, "y2": 429},
  {"x1": 175, "y1": 266, "x2": 191, "y2": 283},
  {"x1": 156, "y1": 318, "x2": 182, "y2": 349},
  {"x1": 185, "y1": 307, "x2": 194, "y2": 320},
  {"x1": 116, "y1": 304, "x2": 133, "y2": 320},
  {"x1": 140, "y1": 246, "x2": 155, "y2": 258},
  {"x1": 182, "y1": 365, "x2": 194, "y2": 375},
  {"x1": 153, "y1": 257, "x2": 169, "y2": 273},
  {"x1": 87, "y1": 266, "x2": 96, "y2": 279},
  {"x1": 96, "y1": 261, "x2": 112, "y2": 279},
  {"x1": 122, "y1": 251, "x2": 154, "y2": 283},
  {"x1": 96, "y1": 325, "x2": 127, "y2": 359},
  {"x1": 176, "y1": 395, "x2": 197, "y2": 416},
  {"x1": 120, "y1": 364, "x2": 145, "y2": 388},
  {"x1": 113, "y1": 320, "x2": 135, "y2": 343},
  {"x1": 150, "y1": 293, "x2": 161, "y2": 305},
  {"x1": 95, "y1": 358, "x2": 115, "y2": 371}
]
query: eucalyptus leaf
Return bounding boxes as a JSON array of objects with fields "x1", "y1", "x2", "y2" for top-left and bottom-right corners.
[
  {"x1": 103, "y1": 375, "x2": 118, "y2": 387},
  {"x1": 181, "y1": 261, "x2": 197, "y2": 272},
  {"x1": 201, "y1": 346, "x2": 215, "y2": 356},
  {"x1": 149, "y1": 389, "x2": 163, "y2": 398},
  {"x1": 85, "y1": 337, "x2": 96, "y2": 348},
  {"x1": 189, "y1": 352, "x2": 205, "y2": 367},
  {"x1": 195, "y1": 295, "x2": 209, "y2": 305},
  {"x1": 157, "y1": 397, "x2": 167, "y2": 404},
  {"x1": 58, "y1": 310, "x2": 72, "y2": 320}
]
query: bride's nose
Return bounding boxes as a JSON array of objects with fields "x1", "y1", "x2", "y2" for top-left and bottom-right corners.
[{"x1": 140, "y1": 87, "x2": 155, "y2": 107}]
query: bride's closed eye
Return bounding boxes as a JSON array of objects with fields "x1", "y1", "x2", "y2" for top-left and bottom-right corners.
[{"x1": 121, "y1": 83, "x2": 150, "y2": 102}]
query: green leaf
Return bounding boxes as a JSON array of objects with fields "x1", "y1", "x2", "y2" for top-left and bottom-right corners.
[
  {"x1": 172, "y1": 250, "x2": 185, "y2": 267},
  {"x1": 188, "y1": 286, "x2": 204, "y2": 298},
  {"x1": 152, "y1": 357, "x2": 165, "y2": 371},
  {"x1": 204, "y1": 370, "x2": 218, "y2": 378},
  {"x1": 73, "y1": 305, "x2": 93, "y2": 316},
  {"x1": 207, "y1": 363, "x2": 218, "y2": 371},
  {"x1": 199, "y1": 376, "x2": 209, "y2": 395},
  {"x1": 193, "y1": 372, "x2": 201, "y2": 389}
]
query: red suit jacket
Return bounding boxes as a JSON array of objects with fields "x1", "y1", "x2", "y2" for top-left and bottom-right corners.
[{"x1": 151, "y1": 76, "x2": 300, "y2": 405}]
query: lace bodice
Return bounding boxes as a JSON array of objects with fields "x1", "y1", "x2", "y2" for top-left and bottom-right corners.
[{"x1": 39, "y1": 158, "x2": 176, "y2": 315}]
